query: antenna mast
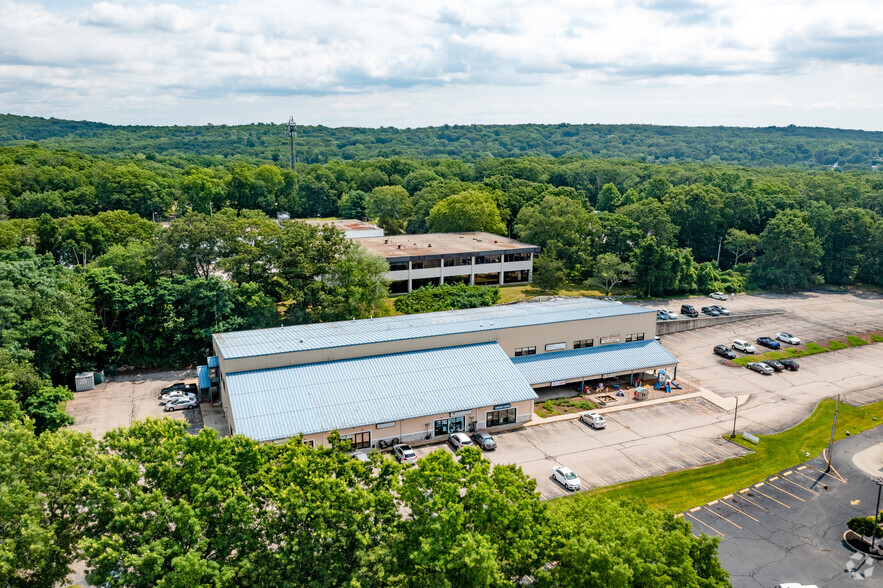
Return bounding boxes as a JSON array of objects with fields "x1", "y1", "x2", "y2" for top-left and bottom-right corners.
[{"x1": 287, "y1": 116, "x2": 298, "y2": 169}]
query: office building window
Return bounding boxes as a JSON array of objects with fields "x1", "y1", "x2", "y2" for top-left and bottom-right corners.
[
  {"x1": 388, "y1": 262, "x2": 408, "y2": 272},
  {"x1": 475, "y1": 255, "x2": 501, "y2": 265},
  {"x1": 444, "y1": 257, "x2": 472, "y2": 267},
  {"x1": 625, "y1": 333, "x2": 645, "y2": 342},
  {"x1": 514, "y1": 346, "x2": 536, "y2": 356},
  {"x1": 573, "y1": 339, "x2": 594, "y2": 349},
  {"x1": 486, "y1": 408, "x2": 517, "y2": 427},
  {"x1": 343, "y1": 431, "x2": 371, "y2": 450},
  {"x1": 636, "y1": 332, "x2": 645, "y2": 341},
  {"x1": 625, "y1": 333, "x2": 633, "y2": 342},
  {"x1": 504, "y1": 252, "x2": 532, "y2": 262}
]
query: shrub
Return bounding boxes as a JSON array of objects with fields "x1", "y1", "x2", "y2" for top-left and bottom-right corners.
[
  {"x1": 829, "y1": 340, "x2": 848, "y2": 351},
  {"x1": 847, "y1": 516, "x2": 883, "y2": 538},
  {"x1": 393, "y1": 283, "x2": 500, "y2": 314},
  {"x1": 872, "y1": 334, "x2": 883, "y2": 343},
  {"x1": 848, "y1": 335, "x2": 869, "y2": 346}
]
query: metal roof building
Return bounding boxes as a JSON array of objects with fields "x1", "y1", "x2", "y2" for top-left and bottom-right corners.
[
  {"x1": 226, "y1": 343, "x2": 538, "y2": 443},
  {"x1": 212, "y1": 297, "x2": 670, "y2": 447},
  {"x1": 512, "y1": 340, "x2": 678, "y2": 386}
]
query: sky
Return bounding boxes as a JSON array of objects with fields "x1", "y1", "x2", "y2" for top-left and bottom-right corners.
[{"x1": 1, "y1": 0, "x2": 882, "y2": 130}]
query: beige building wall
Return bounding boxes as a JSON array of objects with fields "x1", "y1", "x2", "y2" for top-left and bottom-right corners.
[
  {"x1": 216, "y1": 311, "x2": 656, "y2": 374},
  {"x1": 296, "y1": 398, "x2": 535, "y2": 448}
]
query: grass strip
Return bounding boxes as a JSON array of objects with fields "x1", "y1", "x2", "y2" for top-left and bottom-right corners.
[
  {"x1": 873, "y1": 334, "x2": 883, "y2": 343},
  {"x1": 829, "y1": 340, "x2": 848, "y2": 350},
  {"x1": 549, "y1": 399, "x2": 883, "y2": 514},
  {"x1": 848, "y1": 335, "x2": 869, "y2": 346}
]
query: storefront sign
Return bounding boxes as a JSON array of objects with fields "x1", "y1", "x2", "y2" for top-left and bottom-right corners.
[
  {"x1": 493, "y1": 403, "x2": 511, "y2": 410},
  {"x1": 376, "y1": 421, "x2": 395, "y2": 429},
  {"x1": 550, "y1": 380, "x2": 566, "y2": 386},
  {"x1": 545, "y1": 342, "x2": 566, "y2": 351},
  {"x1": 450, "y1": 409, "x2": 471, "y2": 418},
  {"x1": 600, "y1": 336, "x2": 620, "y2": 344}
]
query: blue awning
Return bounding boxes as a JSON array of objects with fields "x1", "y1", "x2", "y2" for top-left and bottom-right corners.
[
  {"x1": 197, "y1": 365, "x2": 211, "y2": 390},
  {"x1": 511, "y1": 340, "x2": 678, "y2": 386},
  {"x1": 207, "y1": 355, "x2": 219, "y2": 368}
]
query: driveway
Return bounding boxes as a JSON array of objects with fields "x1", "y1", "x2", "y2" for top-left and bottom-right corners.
[{"x1": 67, "y1": 370, "x2": 200, "y2": 438}]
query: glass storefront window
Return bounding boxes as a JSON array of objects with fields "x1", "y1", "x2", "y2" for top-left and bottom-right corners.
[
  {"x1": 434, "y1": 416, "x2": 465, "y2": 436},
  {"x1": 343, "y1": 431, "x2": 371, "y2": 450},
  {"x1": 486, "y1": 408, "x2": 517, "y2": 428}
]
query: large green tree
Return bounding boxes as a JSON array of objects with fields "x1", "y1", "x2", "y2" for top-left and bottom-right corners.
[
  {"x1": 515, "y1": 194, "x2": 599, "y2": 278},
  {"x1": 427, "y1": 189, "x2": 507, "y2": 235},
  {"x1": 753, "y1": 210, "x2": 824, "y2": 290},
  {"x1": 366, "y1": 186, "x2": 413, "y2": 235}
]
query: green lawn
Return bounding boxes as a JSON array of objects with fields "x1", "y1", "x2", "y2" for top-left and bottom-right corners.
[{"x1": 548, "y1": 399, "x2": 883, "y2": 514}]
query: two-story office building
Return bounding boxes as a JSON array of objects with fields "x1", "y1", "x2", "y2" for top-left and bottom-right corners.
[
  {"x1": 357, "y1": 232, "x2": 541, "y2": 294},
  {"x1": 212, "y1": 298, "x2": 678, "y2": 448}
]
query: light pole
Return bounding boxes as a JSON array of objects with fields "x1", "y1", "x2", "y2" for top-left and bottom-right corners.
[
  {"x1": 872, "y1": 476, "x2": 883, "y2": 554},
  {"x1": 731, "y1": 396, "x2": 739, "y2": 439}
]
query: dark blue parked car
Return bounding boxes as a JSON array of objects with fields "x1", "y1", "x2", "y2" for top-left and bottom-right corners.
[{"x1": 756, "y1": 336, "x2": 781, "y2": 350}]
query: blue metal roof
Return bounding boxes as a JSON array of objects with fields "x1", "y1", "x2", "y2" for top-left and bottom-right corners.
[
  {"x1": 214, "y1": 298, "x2": 653, "y2": 360},
  {"x1": 207, "y1": 355, "x2": 219, "y2": 368},
  {"x1": 511, "y1": 340, "x2": 679, "y2": 385},
  {"x1": 197, "y1": 365, "x2": 210, "y2": 390},
  {"x1": 225, "y1": 342, "x2": 538, "y2": 443}
]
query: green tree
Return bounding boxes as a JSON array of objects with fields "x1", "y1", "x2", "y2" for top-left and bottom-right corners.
[
  {"x1": 321, "y1": 244, "x2": 390, "y2": 321},
  {"x1": 664, "y1": 184, "x2": 725, "y2": 262},
  {"x1": 540, "y1": 497, "x2": 730, "y2": 587},
  {"x1": 596, "y1": 212, "x2": 643, "y2": 260},
  {"x1": 154, "y1": 212, "x2": 221, "y2": 279},
  {"x1": 22, "y1": 384, "x2": 74, "y2": 433},
  {"x1": 753, "y1": 210, "x2": 824, "y2": 290},
  {"x1": 427, "y1": 189, "x2": 507, "y2": 235},
  {"x1": 532, "y1": 254, "x2": 566, "y2": 292},
  {"x1": 722, "y1": 229, "x2": 759, "y2": 266},
  {"x1": 821, "y1": 207, "x2": 876, "y2": 284},
  {"x1": 180, "y1": 167, "x2": 228, "y2": 214},
  {"x1": 339, "y1": 189, "x2": 369, "y2": 219},
  {"x1": 515, "y1": 194, "x2": 599, "y2": 278},
  {"x1": 617, "y1": 199, "x2": 679, "y2": 247},
  {"x1": 366, "y1": 186, "x2": 413, "y2": 235},
  {"x1": 596, "y1": 182, "x2": 623, "y2": 212},
  {"x1": 0, "y1": 421, "x2": 96, "y2": 587},
  {"x1": 590, "y1": 253, "x2": 633, "y2": 295},
  {"x1": 633, "y1": 237, "x2": 697, "y2": 297}
]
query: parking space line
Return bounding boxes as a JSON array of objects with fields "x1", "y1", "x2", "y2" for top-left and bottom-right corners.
[
  {"x1": 703, "y1": 506, "x2": 742, "y2": 529},
  {"x1": 718, "y1": 499, "x2": 760, "y2": 523},
  {"x1": 685, "y1": 512, "x2": 725, "y2": 537},
  {"x1": 779, "y1": 473, "x2": 819, "y2": 495},
  {"x1": 617, "y1": 454, "x2": 650, "y2": 478},
  {"x1": 681, "y1": 441, "x2": 720, "y2": 461},
  {"x1": 752, "y1": 484, "x2": 791, "y2": 508},
  {"x1": 736, "y1": 490, "x2": 775, "y2": 515},
  {"x1": 765, "y1": 478, "x2": 806, "y2": 502},
  {"x1": 673, "y1": 447, "x2": 704, "y2": 465},
  {"x1": 806, "y1": 461, "x2": 847, "y2": 484},
  {"x1": 792, "y1": 466, "x2": 838, "y2": 487},
  {"x1": 655, "y1": 451, "x2": 683, "y2": 470}
]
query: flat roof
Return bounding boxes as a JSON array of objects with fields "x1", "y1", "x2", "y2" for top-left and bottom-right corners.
[
  {"x1": 511, "y1": 340, "x2": 678, "y2": 385},
  {"x1": 225, "y1": 342, "x2": 538, "y2": 442},
  {"x1": 301, "y1": 219, "x2": 381, "y2": 232},
  {"x1": 214, "y1": 298, "x2": 654, "y2": 361},
  {"x1": 357, "y1": 232, "x2": 540, "y2": 260}
]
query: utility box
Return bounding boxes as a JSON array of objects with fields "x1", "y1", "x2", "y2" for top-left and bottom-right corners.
[
  {"x1": 75, "y1": 372, "x2": 95, "y2": 392},
  {"x1": 93, "y1": 370, "x2": 105, "y2": 385}
]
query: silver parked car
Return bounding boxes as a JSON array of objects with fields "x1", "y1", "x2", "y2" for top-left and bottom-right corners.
[
  {"x1": 579, "y1": 412, "x2": 607, "y2": 429},
  {"x1": 776, "y1": 332, "x2": 801, "y2": 345},
  {"x1": 448, "y1": 432, "x2": 473, "y2": 450},
  {"x1": 392, "y1": 444, "x2": 418, "y2": 465},
  {"x1": 164, "y1": 397, "x2": 198, "y2": 411},
  {"x1": 747, "y1": 362, "x2": 774, "y2": 375}
]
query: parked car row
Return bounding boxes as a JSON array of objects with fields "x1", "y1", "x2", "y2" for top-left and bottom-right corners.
[
  {"x1": 657, "y1": 304, "x2": 731, "y2": 321},
  {"x1": 714, "y1": 331, "x2": 803, "y2": 375}
]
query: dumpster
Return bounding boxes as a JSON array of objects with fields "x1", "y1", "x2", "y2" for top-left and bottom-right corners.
[{"x1": 75, "y1": 372, "x2": 94, "y2": 392}]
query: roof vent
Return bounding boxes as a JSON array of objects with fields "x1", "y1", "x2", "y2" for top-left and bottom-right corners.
[
  {"x1": 299, "y1": 338, "x2": 304, "y2": 343},
  {"x1": 384, "y1": 239, "x2": 389, "y2": 244},
  {"x1": 428, "y1": 243, "x2": 432, "y2": 247}
]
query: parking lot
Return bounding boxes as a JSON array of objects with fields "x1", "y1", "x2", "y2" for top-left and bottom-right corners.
[
  {"x1": 414, "y1": 397, "x2": 752, "y2": 498},
  {"x1": 685, "y1": 428, "x2": 883, "y2": 588},
  {"x1": 67, "y1": 370, "x2": 201, "y2": 438}
]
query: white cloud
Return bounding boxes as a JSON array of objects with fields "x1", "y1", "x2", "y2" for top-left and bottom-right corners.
[{"x1": 0, "y1": 0, "x2": 881, "y2": 128}]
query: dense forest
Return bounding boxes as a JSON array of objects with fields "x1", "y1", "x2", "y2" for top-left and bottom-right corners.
[{"x1": 2, "y1": 113, "x2": 883, "y2": 168}]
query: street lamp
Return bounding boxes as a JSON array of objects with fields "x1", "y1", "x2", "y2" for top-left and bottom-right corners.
[{"x1": 872, "y1": 476, "x2": 883, "y2": 554}]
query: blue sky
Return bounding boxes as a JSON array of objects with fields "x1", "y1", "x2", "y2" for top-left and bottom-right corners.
[{"x1": 1, "y1": 0, "x2": 882, "y2": 130}]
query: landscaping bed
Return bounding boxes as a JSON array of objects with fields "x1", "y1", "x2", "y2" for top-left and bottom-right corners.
[
  {"x1": 535, "y1": 396, "x2": 598, "y2": 417},
  {"x1": 728, "y1": 331, "x2": 883, "y2": 366}
]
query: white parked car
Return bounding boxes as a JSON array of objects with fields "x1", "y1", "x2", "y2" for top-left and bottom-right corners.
[
  {"x1": 448, "y1": 432, "x2": 473, "y2": 450},
  {"x1": 579, "y1": 412, "x2": 607, "y2": 429},
  {"x1": 164, "y1": 397, "x2": 198, "y2": 411},
  {"x1": 160, "y1": 391, "x2": 196, "y2": 405},
  {"x1": 664, "y1": 309, "x2": 680, "y2": 319},
  {"x1": 709, "y1": 292, "x2": 728, "y2": 301},
  {"x1": 552, "y1": 465, "x2": 581, "y2": 491},
  {"x1": 732, "y1": 339, "x2": 755, "y2": 354},
  {"x1": 392, "y1": 444, "x2": 418, "y2": 465},
  {"x1": 776, "y1": 332, "x2": 801, "y2": 345}
]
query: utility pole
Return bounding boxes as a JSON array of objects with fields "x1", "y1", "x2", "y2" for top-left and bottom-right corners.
[
  {"x1": 826, "y1": 394, "x2": 840, "y2": 471},
  {"x1": 872, "y1": 477, "x2": 883, "y2": 554},
  {"x1": 731, "y1": 396, "x2": 739, "y2": 438},
  {"x1": 716, "y1": 236, "x2": 723, "y2": 267},
  {"x1": 287, "y1": 116, "x2": 299, "y2": 189}
]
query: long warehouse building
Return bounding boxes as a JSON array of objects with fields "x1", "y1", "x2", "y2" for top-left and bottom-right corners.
[{"x1": 211, "y1": 298, "x2": 678, "y2": 448}]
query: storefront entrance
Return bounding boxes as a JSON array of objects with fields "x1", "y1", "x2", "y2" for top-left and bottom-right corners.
[{"x1": 434, "y1": 416, "x2": 466, "y2": 437}]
